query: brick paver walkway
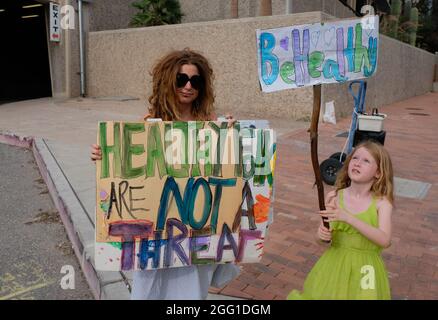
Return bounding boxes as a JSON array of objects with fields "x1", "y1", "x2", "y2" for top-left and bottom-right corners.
[{"x1": 211, "y1": 92, "x2": 438, "y2": 300}]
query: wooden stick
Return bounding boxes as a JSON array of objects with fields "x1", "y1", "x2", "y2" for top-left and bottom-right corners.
[{"x1": 309, "y1": 84, "x2": 330, "y2": 230}]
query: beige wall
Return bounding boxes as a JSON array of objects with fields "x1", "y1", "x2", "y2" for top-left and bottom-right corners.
[
  {"x1": 44, "y1": 0, "x2": 357, "y2": 100},
  {"x1": 87, "y1": 12, "x2": 324, "y2": 120},
  {"x1": 180, "y1": 0, "x2": 231, "y2": 23},
  {"x1": 86, "y1": 11, "x2": 436, "y2": 120},
  {"x1": 180, "y1": 0, "x2": 355, "y2": 22},
  {"x1": 88, "y1": 0, "x2": 137, "y2": 32}
]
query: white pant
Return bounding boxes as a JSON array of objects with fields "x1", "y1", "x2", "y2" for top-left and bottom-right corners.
[{"x1": 131, "y1": 264, "x2": 217, "y2": 300}]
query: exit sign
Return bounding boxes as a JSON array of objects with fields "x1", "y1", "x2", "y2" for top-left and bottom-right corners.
[{"x1": 50, "y1": 2, "x2": 60, "y2": 42}]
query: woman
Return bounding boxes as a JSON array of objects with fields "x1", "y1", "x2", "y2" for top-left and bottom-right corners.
[{"x1": 91, "y1": 48, "x2": 238, "y2": 299}]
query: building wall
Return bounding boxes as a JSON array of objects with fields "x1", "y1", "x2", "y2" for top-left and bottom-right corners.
[
  {"x1": 86, "y1": 10, "x2": 436, "y2": 121},
  {"x1": 180, "y1": 0, "x2": 355, "y2": 22},
  {"x1": 43, "y1": 0, "x2": 138, "y2": 98},
  {"x1": 87, "y1": 0, "x2": 137, "y2": 32},
  {"x1": 44, "y1": 0, "x2": 357, "y2": 100},
  {"x1": 87, "y1": 12, "x2": 323, "y2": 120},
  {"x1": 41, "y1": 0, "x2": 77, "y2": 98},
  {"x1": 46, "y1": 1, "x2": 435, "y2": 120},
  {"x1": 180, "y1": 0, "x2": 230, "y2": 23}
]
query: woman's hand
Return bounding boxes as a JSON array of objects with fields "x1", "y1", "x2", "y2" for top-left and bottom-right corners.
[
  {"x1": 319, "y1": 203, "x2": 350, "y2": 224},
  {"x1": 317, "y1": 221, "x2": 332, "y2": 242},
  {"x1": 223, "y1": 113, "x2": 236, "y2": 128},
  {"x1": 90, "y1": 144, "x2": 102, "y2": 162}
]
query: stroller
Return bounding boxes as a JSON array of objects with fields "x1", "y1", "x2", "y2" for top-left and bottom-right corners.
[{"x1": 320, "y1": 80, "x2": 386, "y2": 185}]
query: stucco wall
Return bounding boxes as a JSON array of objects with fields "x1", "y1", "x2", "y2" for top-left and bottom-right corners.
[
  {"x1": 45, "y1": 0, "x2": 357, "y2": 100},
  {"x1": 87, "y1": 0, "x2": 137, "y2": 32},
  {"x1": 87, "y1": 12, "x2": 324, "y2": 120},
  {"x1": 180, "y1": 0, "x2": 230, "y2": 23},
  {"x1": 180, "y1": 0, "x2": 355, "y2": 22},
  {"x1": 86, "y1": 11, "x2": 435, "y2": 120}
]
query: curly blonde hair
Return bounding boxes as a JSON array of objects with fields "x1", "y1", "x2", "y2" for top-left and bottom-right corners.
[
  {"x1": 147, "y1": 48, "x2": 215, "y2": 121},
  {"x1": 334, "y1": 141, "x2": 394, "y2": 205}
]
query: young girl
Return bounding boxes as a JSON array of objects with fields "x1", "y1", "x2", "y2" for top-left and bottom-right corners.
[
  {"x1": 288, "y1": 141, "x2": 394, "y2": 300},
  {"x1": 91, "y1": 48, "x2": 238, "y2": 299}
]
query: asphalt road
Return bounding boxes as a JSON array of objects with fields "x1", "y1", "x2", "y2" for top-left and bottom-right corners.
[{"x1": 0, "y1": 143, "x2": 93, "y2": 300}]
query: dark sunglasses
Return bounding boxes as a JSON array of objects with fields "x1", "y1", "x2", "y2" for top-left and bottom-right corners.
[{"x1": 176, "y1": 73, "x2": 203, "y2": 90}]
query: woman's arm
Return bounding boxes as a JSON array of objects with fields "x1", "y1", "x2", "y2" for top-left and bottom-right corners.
[
  {"x1": 142, "y1": 113, "x2": 152, "y2": 121},
  {"x1": 320, "y1": 197, "x2": 393, "y2": 248},
  {"x1": 91, "y1": 144, "x2": 102, "y2": 161}
]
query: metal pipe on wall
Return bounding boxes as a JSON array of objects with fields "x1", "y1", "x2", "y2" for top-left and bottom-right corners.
[
  {"x1": 78, "y1": 0, "x2": 85, "y2": 97},
  {"x1": 286, "y1": 0, "x2": 293, "y2": 14}
]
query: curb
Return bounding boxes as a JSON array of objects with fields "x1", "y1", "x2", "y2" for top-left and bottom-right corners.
[
  {"x1": 32, "y1": 138, "x2": 101, "y2": 300},
  {"x1": 0, "y1": 133, "x2": 131, "y2": 300},
  {"x1": 0, "y1": 132, "x2": 33, "y2": 148}
]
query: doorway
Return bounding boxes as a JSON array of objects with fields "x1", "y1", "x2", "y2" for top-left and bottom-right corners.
[{"x1": 0, "y1": 0, "x2": 52, "y2": 103}]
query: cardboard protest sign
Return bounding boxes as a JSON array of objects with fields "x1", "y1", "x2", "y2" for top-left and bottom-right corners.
[
  {"x1": 95, "y1": 120, "x2": 276, "y2": 271},
  {"x1": 256, "y1": 16, "x2": 379, "y2": 92}
]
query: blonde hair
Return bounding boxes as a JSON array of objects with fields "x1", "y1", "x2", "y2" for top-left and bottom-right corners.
[
  {"x1": 335, "y1": 141, "x2": 394, "y2": 204},
  {"x1": 148, "y1": 48, "x2": 215, "y2": 121}
]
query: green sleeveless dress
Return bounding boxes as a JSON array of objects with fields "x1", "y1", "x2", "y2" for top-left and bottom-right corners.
[{"x1": 287, "y1": 190, "x2": 391, "y2": 300}]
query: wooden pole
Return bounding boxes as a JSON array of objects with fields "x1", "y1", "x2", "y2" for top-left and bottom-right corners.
[{"x1": 309, "y1": 84, "x2": 330, "y2": 230}]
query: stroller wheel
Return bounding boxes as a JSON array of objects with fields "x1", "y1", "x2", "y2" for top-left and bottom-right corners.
[
  {"x1": 320, "y1": 158, "x2": 343, "y2": 185},
  {"x1": 330, "y1": 152, "x2": 347, "y2": 163}
]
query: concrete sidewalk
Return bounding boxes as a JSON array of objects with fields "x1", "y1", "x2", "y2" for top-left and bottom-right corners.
[{"x1": 0, "y1": 97, "x2": 308, "y2": 300}]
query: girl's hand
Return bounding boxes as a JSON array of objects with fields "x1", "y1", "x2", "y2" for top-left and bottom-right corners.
[
  {"x1": 317, "y1": 222, "x2": 332, "y2": 242},
  {"x1": 91, "y1": 144, "x2": 102, "y2": 161},
  {"x1": 319, "y1": 203, "x2": 350, "y2": 223}
]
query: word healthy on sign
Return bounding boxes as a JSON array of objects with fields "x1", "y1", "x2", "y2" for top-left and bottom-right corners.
[{"x1": 257, "y1": 16, "x2": 379, "y2": 92}]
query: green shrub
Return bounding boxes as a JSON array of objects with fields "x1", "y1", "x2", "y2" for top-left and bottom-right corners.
[{"x1": 130, "y1": 0, "x2": 183, "y2": 27}]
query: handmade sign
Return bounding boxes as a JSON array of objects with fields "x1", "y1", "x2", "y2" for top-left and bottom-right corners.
[
  {"x1": 95, "y1": 120, "x2": 276, "y2": 271},
  {"x1": 256, "y1": 16, "x2": 379, "y2": 92}
]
